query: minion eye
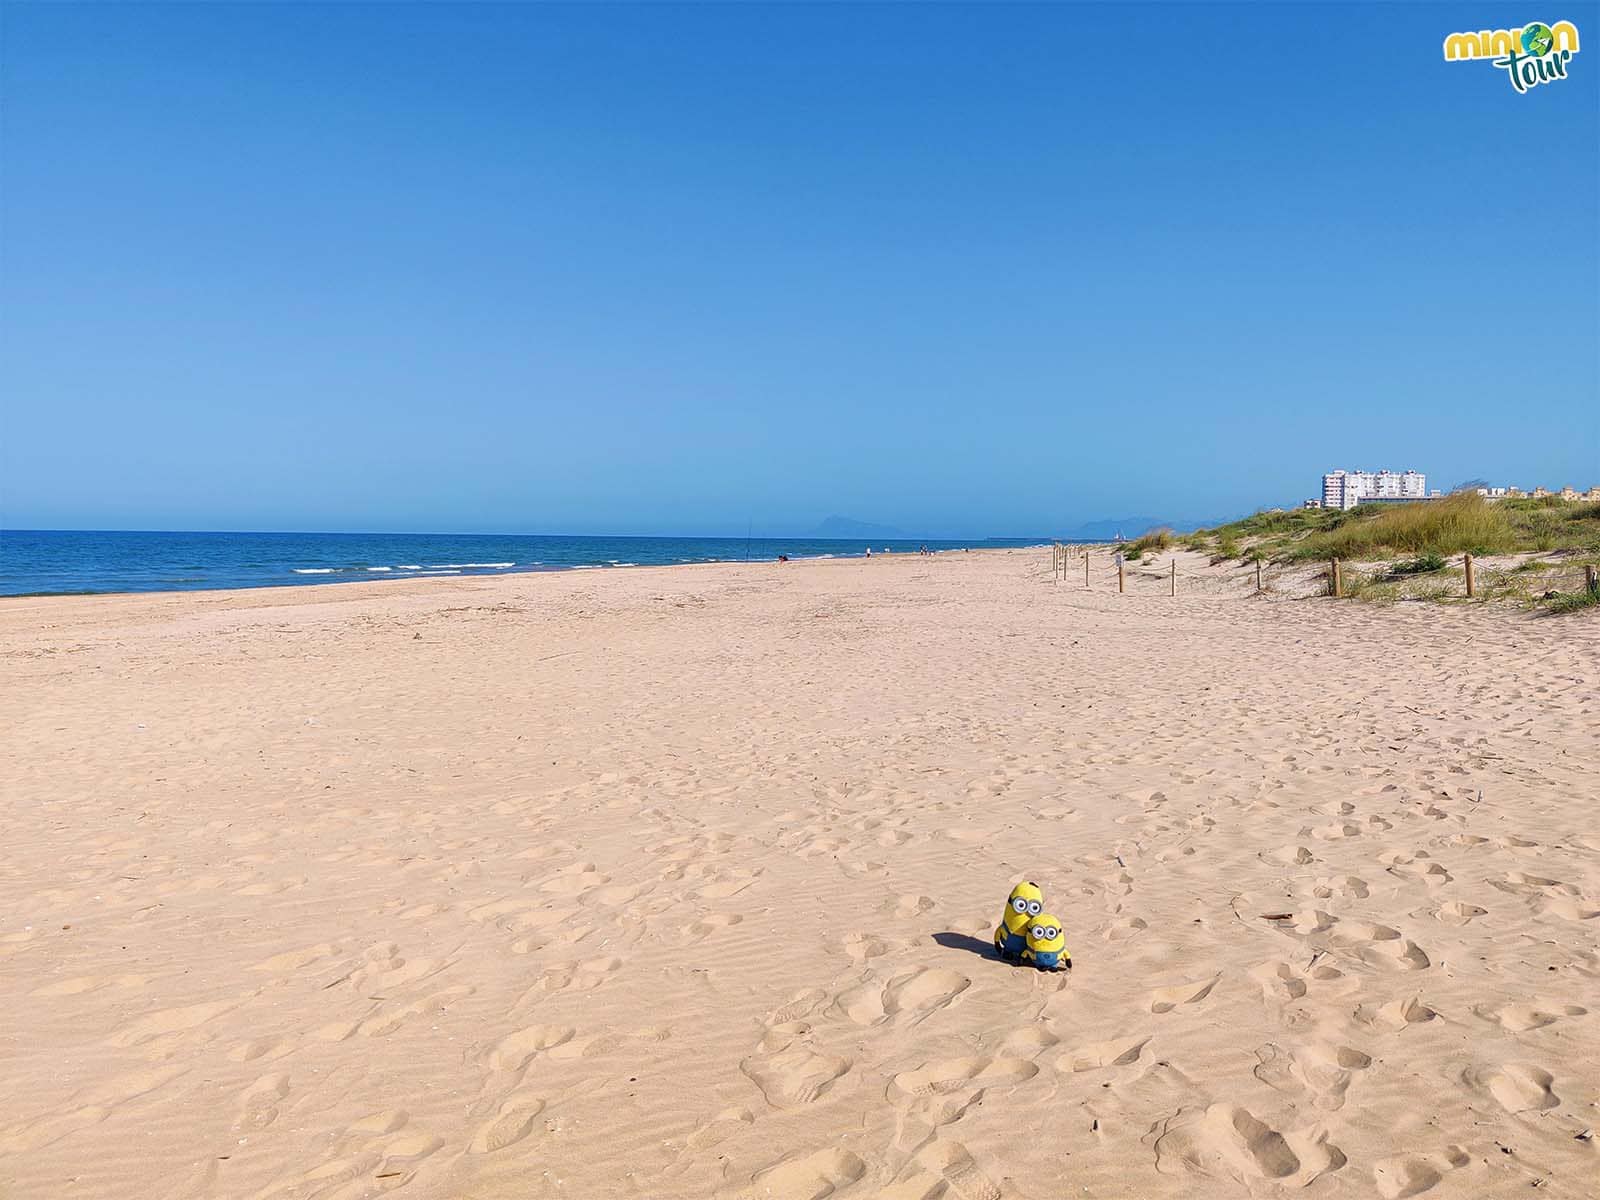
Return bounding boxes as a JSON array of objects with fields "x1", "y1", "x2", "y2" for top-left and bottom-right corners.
[
  {"x1": 1011, "y1": 897, "x2": 1028, "y2": 913},
  {"x1": 1031, "y1": 925, "x2": 1044, "y2": 939},
  {"x1": 1027, "y1": 901, "x2": 1042, "y2": 916},
  {"x1": 1046, "y1": 926, "x2": 1060, "y2": 939}
]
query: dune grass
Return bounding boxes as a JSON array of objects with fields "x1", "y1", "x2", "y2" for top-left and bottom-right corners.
[
  {"x1": 1387, "y1": 553, "x2": 1447, "y2": 577},
  {"x1": 1544, "y1": 587, "x2": 1600, "y2": 614},
  {"x1": 1176, "y1": 494, "x2": 1599, "y2": 610},
  {"x1": 1285, "y1": 493, "x2": 1514, "y2": 561},
  {"x1": 1123, "y1": 527, "x2": 1173, "y2": 561}
]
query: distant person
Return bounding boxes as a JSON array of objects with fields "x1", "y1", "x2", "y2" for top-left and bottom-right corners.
[
  {"x1": 777, "y1": 554, "x2": 789, "y2": 563},
  {"x1": 865, "y1": 547, "x2": 872, "y2": 557}
]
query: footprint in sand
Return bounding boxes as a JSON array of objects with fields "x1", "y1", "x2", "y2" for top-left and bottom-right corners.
[
  {"x1": 1103, "y1": 915, "x2": 1148, "y2": 941},
  {"x1": 883, "y1": 894, "x2": 937, "y2": 919},
  {"x1": 548, "y1": 1026, "x2": 669, "y2": 1060},
  {"x1": 1263, "y1": 845, "x2": 1317, "y2": 866},
  {"x1": 891, "y1": 1056, "x2": 1038, "y2": 1099},
  {"x1": 999, "y1": 1026, "x2": 1060, "y2": 1058},
  {"x1": 685, "y1": 1105, "x2": 754, "y2": 1152},
  {"x1": 1356, "y1": 995, "x2": 1437, "y2": 1030},
  {"x1": 914, "y1": 1139, "x2": 1004, "y2": 1200},
  {"x1": 1388, "y1": 860, "x2": 1452, "y2": 887},
  {"x1": 347, "y1": 1109, "x2": 409, "y2": 1135},
  {"x1": 1060, "y1": 1035, "x2": 1151, "y2": 1073},
  {"x1": 1252, "y1": 1042, "x2": 1371, "y2": 1111},
  {"x1": 233, "y1": 1073, "x2": 290, "y2": 1130},
  {"x1": 764, "y1": 988, "x2": 828, "y2": 1027},
  {"x1": 1471, "y1": 1000, "x2": 1586, "y2": 1031},
  {"x1": 1151, "y1": 1103, "x2": 1345, "y2": 1189},
  {"x1": 739, "y1": 1046, "x2": 852, "y2": 1108},
  {"x1": 1310, "y1": 875, "x2": 1370, "y2": 900},
  {"x1": 834, "y1": 967, "x2": 969, "y2": 1026},
  {"x1": 469, "y1": 1096, "x2": 546, "y2": 1153},
  {"x1": 1249, "y1": 958, "x2": 1349, "y2": 1004},
  {"x1": 841, "y1": 931, "x2": 894, "y2": 962},
  {"x1": 1535, "y1": 895, "x2": 1600, "y2": 921},
  {"x1": 735, "y1": 1147, "x2": 865, "y2": 1200},
  {"x1": 1332, "y1": 924, "x2": 1431, "y2": 971},
  {"x1": 331, "y1": 984, "x2": 473, "y2": 1039},
  {"x1": 798, "y1": 835, "x2": 850, "y2": 857},
  {"x1": 682, "y1": 912, "x2": 743, "y2": 942},
  {"x1": 1426, "y1": 900, "x2": 1487, "y2": 926},
  {"x1": 1372, "y1": 1147, "x2": 1470, "y2": 1198},
  {"x1": 1149, "y1": 975, "x2": 1219, "y2": 1014},
  {"x1": 525, "y1": 954, "x2": 622, "y2": 999},
  {"x1": 1467, "y1": 1062, "x2": 1560, "y2": 1113},
  {"x1": 240, "y1": 1146, "x2": 389, "y2": 1199},
  {"x1": 485, "y1": 1023, "x2": 576, "y2": 1072},
  {"x1": 229, "y1": 1036, "x2": 295, "y2": 1064}
]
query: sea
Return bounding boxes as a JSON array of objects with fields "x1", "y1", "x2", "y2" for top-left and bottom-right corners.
[{"x1": 0, "y1": 530, "x2": 1041, "y2": 597}]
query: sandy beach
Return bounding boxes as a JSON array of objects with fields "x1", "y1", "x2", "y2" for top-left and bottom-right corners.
[{"x1": 2, "y1": 548, "x2": 1596, "y2": 1200}]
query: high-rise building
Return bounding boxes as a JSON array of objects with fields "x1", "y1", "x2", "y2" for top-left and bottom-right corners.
[{"x1": 1321, "y1": 469, "x2": 1427, "y2": 511}]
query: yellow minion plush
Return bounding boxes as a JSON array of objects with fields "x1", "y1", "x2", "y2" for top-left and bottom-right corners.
[
  {"x1": 994, "y1": 881, "x2": 1043, "y2": 963},
  {"x1": 1022, "y1": 914, "x2": 1070, "y2": 971}
]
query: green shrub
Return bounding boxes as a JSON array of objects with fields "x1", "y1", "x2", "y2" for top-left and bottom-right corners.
[
  {"x1": 1389, "y1": 553, "x2": 1446, "y2": 576},
  {"x1": 1210, "y1": 537, "x2": 1240, "y2": 564},
  {"x1": 1544, "y1": 589, "x2": 1600, "y2": 614}
]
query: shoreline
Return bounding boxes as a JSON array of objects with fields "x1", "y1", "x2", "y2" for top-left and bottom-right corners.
[
  {"x1": 0, "y1": 542, "x2": 1053, "y2": 607},
  {"x1": 1, "y1": 536, "x2": 1057, "y2": 602}
]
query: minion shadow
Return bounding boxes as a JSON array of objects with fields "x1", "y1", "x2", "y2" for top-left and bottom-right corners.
[{"x1": 932, "y1": 932, "x2": 1000, "y2": 960}]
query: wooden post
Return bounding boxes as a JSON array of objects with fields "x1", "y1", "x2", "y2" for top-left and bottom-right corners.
[
  {"x1": 1464, "y1": 553, "x2": 1476, "y2": 598},
  {"x1": 1587, "y1": 564, "x2": 1599, "y2": 596},
  {"x1": 1330, "y1": 558, "x2": 1342, "y2": 598},
  {"x1": 1118, "y1": 559, "x2": 1126, "y2": 594},
  {"x1": 1084, "y1": 551, "x2": 1090, "y2": 588},
  {"x1": 1170, "y1": 559, "x2": 1176, "y2": 596},
  {"x1": 1255, "y1": 559, "x2": 1263, "y2": 594}
]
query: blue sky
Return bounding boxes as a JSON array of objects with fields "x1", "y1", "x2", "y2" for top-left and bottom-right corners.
[{"x1": 2, "y1": 2, "x2": 1596, "y2": 537}]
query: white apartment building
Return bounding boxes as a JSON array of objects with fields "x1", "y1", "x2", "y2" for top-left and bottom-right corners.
[{"x1": 1321, "y1": 469, "x2": 1427, "y2": 511}]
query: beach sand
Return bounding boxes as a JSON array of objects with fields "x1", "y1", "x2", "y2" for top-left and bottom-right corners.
[{"x1": 2, "y1": 549, "x2": 1596, "y2": 1199}]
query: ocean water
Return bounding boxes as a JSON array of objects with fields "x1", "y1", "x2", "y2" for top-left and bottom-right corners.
[{"x1": 0, "y1": 530, "x2": 1037, "y2": 596}]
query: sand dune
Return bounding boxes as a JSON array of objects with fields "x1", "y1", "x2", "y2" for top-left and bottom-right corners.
[{"x1": 2, "y1": 549, "x2": 1596, "y2": 1198}]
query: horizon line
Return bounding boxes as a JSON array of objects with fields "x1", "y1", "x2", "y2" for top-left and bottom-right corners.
[{"x1": 2, "y1": 526, "x2": 1060, "y2": 542}]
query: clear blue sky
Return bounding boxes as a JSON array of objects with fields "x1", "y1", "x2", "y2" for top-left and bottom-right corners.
[{"x1": 2, "y1": 2, "x2": 1596, "y2": 537}]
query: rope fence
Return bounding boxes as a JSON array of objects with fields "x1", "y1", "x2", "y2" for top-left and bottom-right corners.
[{"x1": 1049, "y1": 543, "x2": 1600, "y2": 605}]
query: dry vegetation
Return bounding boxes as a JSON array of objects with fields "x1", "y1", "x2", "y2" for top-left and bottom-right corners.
[{"x1": 1138, "y1": 495, "x2": 1600, "y2": 612}]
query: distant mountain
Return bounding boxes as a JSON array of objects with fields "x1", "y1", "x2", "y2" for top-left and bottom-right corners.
[
  {"x1": 813, "y1": 516, "x2": 910, "y2": 540},
  {"x1": 1057, "y1": 516, "x2": 1168, "y2": 541}
]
